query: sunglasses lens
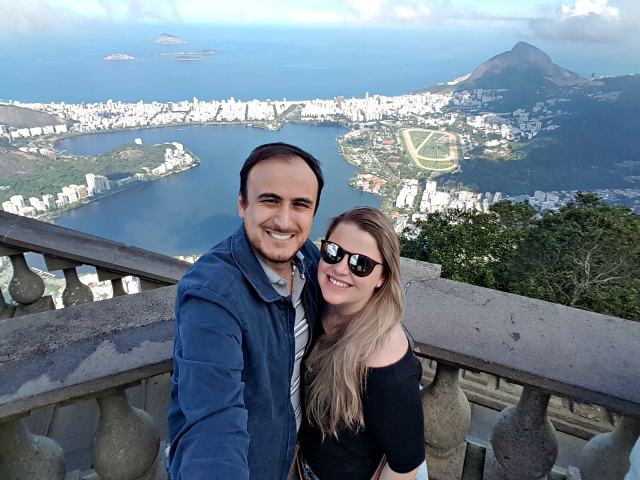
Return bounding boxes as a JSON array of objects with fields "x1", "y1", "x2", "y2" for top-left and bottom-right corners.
[
  {"x1": 321, "y1": 241, "x2": 342, "y2": 264},
  {"x1": 349, "y1": 254, "x2": 374, "y2": 277}
]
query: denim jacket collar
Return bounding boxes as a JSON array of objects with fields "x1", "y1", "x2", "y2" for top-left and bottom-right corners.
[{"x1": 231, "y1": 223, "x2": 314, "y2": 303}]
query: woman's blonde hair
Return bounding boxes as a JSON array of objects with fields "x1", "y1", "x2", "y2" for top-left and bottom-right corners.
[{"x1": 304, "y1": 206, "x2": 405, "y2": 438}]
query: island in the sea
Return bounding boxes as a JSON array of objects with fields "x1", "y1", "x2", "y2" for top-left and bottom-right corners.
[
  {"x1": 104, "y1": 54, "x2": 136, "y2": 61},
  {"x1": 174, "y1": 56, "x2": 202, "y2": 61},
  {"x1": 156, "y1": 33, "x2": 187, "y2": 45},
  {"x1": 157, "y1": 49, "x2": 218, "y2": 56}
]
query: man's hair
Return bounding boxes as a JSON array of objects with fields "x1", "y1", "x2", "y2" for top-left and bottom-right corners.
[{"x1": 239, "y1": 143, "x2": 324, "y2": 212}]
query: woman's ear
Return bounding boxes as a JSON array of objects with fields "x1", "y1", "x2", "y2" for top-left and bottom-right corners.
[{"x1": 376, "y1": 275, "x2": 387, "y2": 288}]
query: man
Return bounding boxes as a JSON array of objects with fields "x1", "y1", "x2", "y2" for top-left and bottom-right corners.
[{"x1": 168, "y1": 143, "x2": 324, "y2": 480}]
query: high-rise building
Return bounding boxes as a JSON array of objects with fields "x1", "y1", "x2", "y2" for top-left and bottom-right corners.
[
  {"x1": 10, "y1": 195, "x2": 24, "y2": 207},
  {"x1": 2, "y1": 201, "x2": 19, "y2": 214},
  {"x1": 62, "y1": 187, "x2": 78, "y2": 203},
  {"x1": 42, "y1": 194, "x2": 56, "y2": 210},
  {"x1": 57, "y1": 193, "x2": 69, "y2": 205}
]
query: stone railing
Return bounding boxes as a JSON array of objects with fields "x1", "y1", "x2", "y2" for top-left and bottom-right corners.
[
  {"x1": 0, "y1": 210, "x2": 190, "y2": 317},
  {"x1": 1, "y1": 217, "x2": 639, "y2": 480}
]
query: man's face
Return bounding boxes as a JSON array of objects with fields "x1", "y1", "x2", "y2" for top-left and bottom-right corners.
[{"x1": 239, "y1": 156, "x2": 318, "y2": 271}]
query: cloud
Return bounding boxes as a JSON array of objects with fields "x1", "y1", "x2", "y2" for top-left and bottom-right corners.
[
  {"x1": 344, "y1": 0, "x2": 439, "y2": 24},
  {"x1": 528, "y1": 0, "x2": 637, "y2": 43},
  {"x1": 0, "y1": 0, "x2": 182, "y2": 33},
  {"x1": 96, "y1": 0, "x2": 182, "y2": 22},
  {"x1": 0, "y1": 0, "x2": 71, "y2": 33},
  {"x1": 288, "y1": 11, "x2": 346, "y2": 23}
]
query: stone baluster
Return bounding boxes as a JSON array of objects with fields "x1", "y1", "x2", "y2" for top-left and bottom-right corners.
[
  {"x1": 0, "y1": 287, "x2": 16, "y2": 319},
  {"x1": 140, "y1": 279, "x2": 165, "y2": 291},
  {"x1": 485, "y1": 385, "x2": 558, "y2": 480},
  {"x1": 0, "y1": 417, "x2": 66, "y2": 480},
  {"x1": 0, "y1": 245, "x2": 55, "y2": 317},
  {"x1": 96, "y1": 268, "x2": 127, "y2": 297},
  {"x1": 93, "y1": 388, "x2": 163, "y2": 480},
  {"x1": 579, "y1": 415, "x2": 640, "y2": 480},
  {"x1": 44, "y1": 256, "x2": 94, "y2": 307},
  {"x1": 421, "y1": 362, "x2": 471, "y2": 480}
]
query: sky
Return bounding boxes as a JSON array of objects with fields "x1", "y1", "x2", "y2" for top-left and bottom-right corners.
[{"x1": 0, "y1": 0, "x2": 639, "y2": 46}]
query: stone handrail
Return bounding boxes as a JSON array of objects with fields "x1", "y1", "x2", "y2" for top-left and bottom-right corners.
[
  {"x1": 0, "y1": 211, "x2": 190, "y2": 318},
  {"x1": 1, "y1": 255, "x2": 639, "y2": 479}
]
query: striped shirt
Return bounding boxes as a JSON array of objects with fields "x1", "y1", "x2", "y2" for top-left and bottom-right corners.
[{"x1": 256, "y1": 252, "x2": 309, "y2": 431}]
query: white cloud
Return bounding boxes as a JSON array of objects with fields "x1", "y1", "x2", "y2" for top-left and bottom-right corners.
[
  {"x1": 528, "y1": 0, "x2": 633, "y2": 43},
  {"x1": 0, "y1": 0, "x2": 70, "y2": 33},
  {"x1": 559, "y1": 0, "x2": 619, "y2": 19},
  {"x1": 344, "y1": 0, "x2": 439, "y2": 24},
  {"x1": 288, "y1": 11, "x2": 345, "y2": 23}
]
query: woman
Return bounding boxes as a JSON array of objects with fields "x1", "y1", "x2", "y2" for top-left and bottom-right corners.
[{"x1": 298, "y1": 207, "x2": 428, "y2": 480}]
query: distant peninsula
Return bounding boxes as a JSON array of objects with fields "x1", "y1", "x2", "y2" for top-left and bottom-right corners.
[
  {"x1": 174, "y1": 56, "x2": 202, "y2": 61},
  {"x1": 156, "y1": 33, "x2": 187, "y2": 45},
  {"x1": 104, "y1": 54, "x2": 136, "y2": 61},
  {"x1": 157, "y1": 49, "x2": 218, "y2": 56}
]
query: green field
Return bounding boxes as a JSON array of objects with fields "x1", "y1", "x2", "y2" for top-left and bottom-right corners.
[
  {"x1": 409, "y1": 131, "x2": 429, "y2": 150},
  {"x1": 418, "y1": 133, "x2": 450, "y2": 159}
]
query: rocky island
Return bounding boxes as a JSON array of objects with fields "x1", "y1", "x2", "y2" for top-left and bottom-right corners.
[
  {"x1": 156, "y1": 33, "x2": 187, "y2": 45},
  {"x1": 174, "y1": 56, "x2": 202, "y2": 61},
  {"x1": 157, "y1": 49, "x2": 218, "y2": 56},
  {"x1": 104, "y1": 54, "x2": 136, "y2": 61}
]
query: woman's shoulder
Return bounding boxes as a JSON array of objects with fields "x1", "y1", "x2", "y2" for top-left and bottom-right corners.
[{"x1": 366, "y1": 325, "x2": 409, "y2": 369}]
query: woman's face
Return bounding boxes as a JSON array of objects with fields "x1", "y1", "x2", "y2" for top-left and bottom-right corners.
[{"x1": 318, "y1": 222, "x2": 386, "y2": 316}]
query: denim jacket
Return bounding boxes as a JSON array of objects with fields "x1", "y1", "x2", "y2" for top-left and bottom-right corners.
[{"x1": 168, "y1": 223, "x2": 321, "y2": 480}]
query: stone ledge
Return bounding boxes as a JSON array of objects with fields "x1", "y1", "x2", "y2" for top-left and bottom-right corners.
[
  {"x1": 405, "y1": 277, "x2": 640, "y2": 418},
  {"x1": 0, "y1": 211, "x2": 190, "y2": 284},
  {"x1": 0, "y1": 287, "x2": 176, "y2": 419}
]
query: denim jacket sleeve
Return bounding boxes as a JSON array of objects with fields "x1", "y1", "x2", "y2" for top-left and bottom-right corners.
[{"x1": 170, "y1": 285, "x2": 250, "y2": 480}]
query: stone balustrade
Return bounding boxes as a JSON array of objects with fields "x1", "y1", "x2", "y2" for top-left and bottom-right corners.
[
  {"x1": 0, "y1": 211, "x2": 190, "y2": 316},
  {"x1": 1, "y1": 220, "x2": 639, "y2": 480}
]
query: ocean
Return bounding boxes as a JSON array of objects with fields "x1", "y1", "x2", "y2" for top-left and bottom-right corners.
[
  {"x1": 2, "y1": 24, "x2": 638, "y2": 105},
  {"x1": 4, "y1": 24, "x2": 639, "y2": 260}
]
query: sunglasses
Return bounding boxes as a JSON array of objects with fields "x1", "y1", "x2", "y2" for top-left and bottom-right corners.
[{"x1": 320, "y1": 240, "x2": 384, "y2": 278}]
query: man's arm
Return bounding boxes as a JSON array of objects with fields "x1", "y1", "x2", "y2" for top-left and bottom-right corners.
[{"x1": 170, "y1": 288, "x2": 250, "y2": 480}]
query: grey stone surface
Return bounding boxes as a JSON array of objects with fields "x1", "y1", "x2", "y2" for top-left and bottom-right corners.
[
  {"x1": 0, "y1": 285, "x2": 176, "y2": 418},
  {"x1": 399, "y1": 257, "x2": 441, "y2": 285},
  {"x1": 62, "y1": 268, "x2": 94, "y2": 306},
  {"x1": 461, "y1": 441, "x2": 485, "y2": 480},
  {"x1": 93, "y1": 390, "x2": 160, "y2": 480},
  {"x1": 0, "y1": 211, "x2": 190, "y2": 285},
  {"x1": 403, "y1": 277, "x2": 640, "y2": 417},
  {"x1": 579, "y1": 416, "x2": 639, "y2": 480},
  {"x1": 8, "y1": 252, "x2": 45, "y2": 304},
  {"x1": 0, "y1": 417, "x2": 66, "y2": 480},
  {"x1": 484, "y1": 446, "x2": 550, "y2": 480},
  {"x1": 490, "y1": 386, "x2": 558, "y2": 480}
]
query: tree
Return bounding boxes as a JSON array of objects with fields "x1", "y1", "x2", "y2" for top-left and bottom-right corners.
[
  {"x1": 501, "y1": 193, "x2": 640, "y2": 321},
  {"x1": 400, "y1": 209, "x2": 516, "y2": 289}
]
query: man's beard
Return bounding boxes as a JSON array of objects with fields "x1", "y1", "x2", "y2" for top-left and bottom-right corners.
[{"x1": 245, "y1": 224, "x2": 300, "y2": 265}]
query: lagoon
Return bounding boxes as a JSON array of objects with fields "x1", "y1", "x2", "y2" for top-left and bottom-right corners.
[{"x1": 53, "y1": 123, "x2": 382, "y2": 257}]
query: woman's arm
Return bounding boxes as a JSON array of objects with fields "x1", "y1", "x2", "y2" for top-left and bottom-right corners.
[{"x1": 379, "y1": 463, "x2": 420, "y2": 480}]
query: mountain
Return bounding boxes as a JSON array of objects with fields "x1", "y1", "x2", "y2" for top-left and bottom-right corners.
[
  {"x1": 464, "y1": 42, "x2": 588, "y2": 90},
  {"x1": 0, "y1": 105, "x2": 65, "y2": 129}
]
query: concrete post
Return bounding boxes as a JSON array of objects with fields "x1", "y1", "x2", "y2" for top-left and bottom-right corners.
[
  {"x1": 93, "y1": 389, "x2": 160, "y2": 480},
  {"x1": 579, "y1": 416, "x2": 640, "y2": 480},
  {"x1": 7, "y1": 253, "x2": 55, "y2": 317},
  {"x1": 96, "y1": 268, "x2": 127, "y2": 297},
  {"x1": 61, "y1": 268, "x2": 94, "y2": 306},
  {"x1": 0, "y1": 417, "x2": 66, "y2": 480},
  {"x1": 485, "y1": 385, "x2": 558, "y2": 480},
  {"x1": 422, "y1": 363, "x2": 471, "y2": 480},
  {"x1": 0, "y1": 288, "x2": 16, "y2": 319}
]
